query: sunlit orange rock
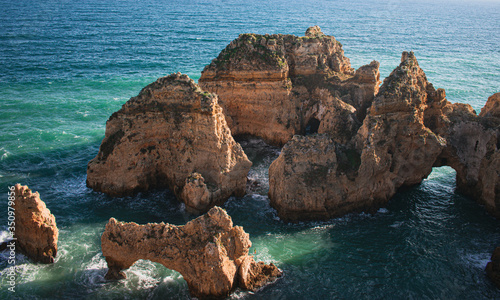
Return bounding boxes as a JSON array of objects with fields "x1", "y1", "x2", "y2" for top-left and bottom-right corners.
[
  {"x1": 101, "y1": 206, "x2": 281, "y2": 299},
  {"x1": 87, "y1": 73, "x2": 252, "y2": 213}
]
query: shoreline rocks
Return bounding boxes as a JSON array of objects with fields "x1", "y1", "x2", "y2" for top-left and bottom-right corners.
[
  {"x1": 6, "y1": 184, "x2": 58, "y2": 263},
  {"x1": 101, "y1": 206, "x2": 282, "y2": 299},
  {"x1": 86, "y1": 73, "x2": 252, "y2": 213}
]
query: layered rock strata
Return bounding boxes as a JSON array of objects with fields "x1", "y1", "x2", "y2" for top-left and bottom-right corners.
[
  {"x1": 269, "y1": 52, "x2": 500, "y2": 221},
  {"x1": 87, "y1": 73, "x2": 252, "y2": 213},
  {"x1": 199, "y1": 26, "x2": 381, "y2": 146},
  {"x1": 8, "y1": 184, "x2": 58, "y2": 263},
  {"x1": 101, "y1": 206, "x2": 282, "y2": 299}
]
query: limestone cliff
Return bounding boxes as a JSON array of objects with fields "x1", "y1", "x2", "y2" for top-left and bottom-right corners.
[
  {"x1": 438, "y1": 94, "x2": 500, "y2": 218},
  {"x1": 101, "y1": 206, "x2": 281, "y2": 299},
  {"x1": 269, "y1": 52, "x2": 500, "y2": 221},
  {"x1": 199, "y1": 26, "x2": 380, "y2": 146},
  {"x1": 9, "y1": 184, "x2": 58, "y2": 263},
  {"x1": 87, "y1": 73, "x2": 252, "y2": 213}
]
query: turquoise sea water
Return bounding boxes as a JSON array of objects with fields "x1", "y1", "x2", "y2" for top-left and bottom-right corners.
[{"x1": 0, "y1": 0, "x2": 499, "y2": 298}]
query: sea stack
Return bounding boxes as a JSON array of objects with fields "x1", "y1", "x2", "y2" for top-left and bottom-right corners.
[
  {"x1": 269, "y1": 52, "x2": 500, "y2": 221},
  {"x1": 199, "y1": 26, "x2": 381, "y2": 146},
  {"x1": 9, "y1": 184, "x2": 58, "y2": 263},
  {"x1": 101, "y1": 206, "x2": 282, "y2": 299},
  {"x1": 86, "y1": 73, "x2": 252, "y2": 213}
]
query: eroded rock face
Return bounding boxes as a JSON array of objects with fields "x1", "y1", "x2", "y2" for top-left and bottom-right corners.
[
  {"x1": 199, "y1": 26, "x2": 380, "y2": 146},
  {"x1": 11, "y1": 184, "x2": 58, "y2": 263},
  {"x1": 87, "y1": 73, "x2": 252, "y2": 213},
  {"x1": 423, "y1": 81, "x2": 500, "y2": 217},
  {"x1": 269, "y1": 51, "x2": 500, "y2": 221},
  {"x1": 439, "y1": 102, "x2": 500, "y2": 218},
  {"x1": 479, "y1": 93, "x2": 500, "y2": 119},
  {"x1": 101, "y1": 206, "x2": 281, "y2": 299}
]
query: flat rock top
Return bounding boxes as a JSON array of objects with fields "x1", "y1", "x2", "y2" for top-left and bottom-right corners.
[
  {"x1": 201, "y1": 26, "x2": 349, "y2": 74},
  {"x1": 118, "y1": 72, "x2": 217, "y2": 115}
]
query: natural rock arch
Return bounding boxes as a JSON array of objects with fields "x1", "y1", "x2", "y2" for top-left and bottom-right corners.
[
  {"x1": 432, "y1": 115, "x2": 500, "y2": 216},
  {"x1": 101, "y1": 207, "x2": 282, "y2": 299},
  {"x1": 87, "y1": 26, "x2": 499, "y2": 222},
  {"x1": 268, "y1": 52, "x2": 500, "y2": 221}
]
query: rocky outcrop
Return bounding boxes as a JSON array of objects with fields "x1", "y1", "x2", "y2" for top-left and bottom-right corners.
[
  {"x1": 269, "y1": 51, "x2": 500, "y2": 221},
  {"x1": 438, "y1": 98, "x2": 500, "y2": 218},
  {"x1": 199, "y1": 26, "x2": 380, "y2": 146},
  {"x1": 479, "y1": 93, "x2": 500, "y2": 119},
  {"x1": 101, "y1": 206, "x2": 281, "y2": 299},
  {"x1": 8, "y1": 184, "x2": 58, "y2": 263},
  {"x1": 87, "y1": 73, "x2": 252, "y2": 213},
  {"x1": 486, "y1": 247, "x2": 500, "y2": 288}
]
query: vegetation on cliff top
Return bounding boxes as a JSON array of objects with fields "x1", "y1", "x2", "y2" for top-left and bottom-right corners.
[{"x1": 211, "y1": 33, "x2": 287, "y2": 70}]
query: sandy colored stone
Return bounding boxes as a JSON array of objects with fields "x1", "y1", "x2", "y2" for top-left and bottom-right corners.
[
  {"x1": 87, "y1": 73, "x2": 252, "y2": 213},
  {"x1": 180, "y1": 172, "x2": 211, "y2": 213},
  {"x1": 101, "y1": 206, "x2": 281, "y2": 299},
  {"x1": 237, "y1": 255, "x2": 282, "y2": 291},
  {"x1": 12, "y1": 184, "x2": 58, "y2": 263},
  {"x1": 479, "y1": 92, "x2": 500, "y2": 119},
  {"x1": 440, "y1": 116, "x2": 500, "y2": 217},
  {"x1": 305, "y1": 25, "x2": 324, "y2": 37},
  {"x1": 269, "y1": 52, "x2": 500, "y2": 221},
  {"x1": 199, "y1": 26, "x2": 380, "y2": 146}
]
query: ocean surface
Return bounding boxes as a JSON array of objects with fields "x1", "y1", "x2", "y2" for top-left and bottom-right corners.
[{"x1": 1, "y1": 0, "x2": 499, "y2": 298}]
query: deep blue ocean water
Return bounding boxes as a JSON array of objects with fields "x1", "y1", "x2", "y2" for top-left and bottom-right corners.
[{"x1": 0, "y1": 0, "x2": 499, "y2": 299}]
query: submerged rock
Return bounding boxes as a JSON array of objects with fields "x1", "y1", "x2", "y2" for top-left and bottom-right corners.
[
  {"x1": 7, "y1": 184, "x2": 58, "y2": 263},
  {"x1": 101, "y1": 206, "x2": 281, "y2": 299},
  {"x1": 269, "y1": 51, "x2": 500, "y2": 221},
  {"x1": 87, "y1": 73, "x2": 252, "y2": 213},
  {"x1": 486, "y1": 247, "x2": 500, "y2": 288},
  {"x1": 199, "y1": 26, "x2": 380, "y2": 146}
]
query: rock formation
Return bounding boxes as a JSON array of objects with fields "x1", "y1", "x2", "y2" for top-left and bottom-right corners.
[
  {"x1": 486, "y1": 246, "x2": 500, "y2": 288},
  {"x1": 199, "y1": 26, "x2": 381, "y2": 146},
  {"x1": 87, "y1": 26, "x2": 498, "y2": 222},
  {"x1": 438, "y1": 92, "x2": 500, "y2": 218},
  {"x1": 479, "y1": 93, "x2": 500, "y2": 119},
  {"x1": 101, "y1": 206, "x2": 281, "y2": 299},
  {"x1": 87, "y1": 73, "x2": 252, "y2": 213},
  {"x1": 269, "y1": 51, "x2": 500, "y2": 221},
  {"x1": 8, "y1": 184, "x2": 58, "y2": 263}
]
